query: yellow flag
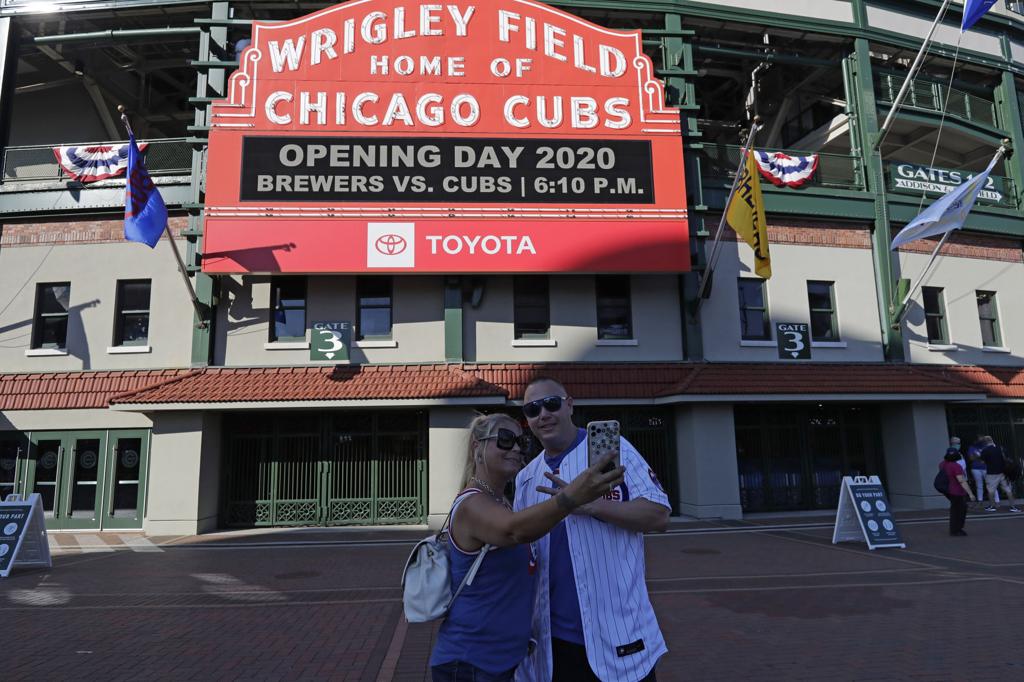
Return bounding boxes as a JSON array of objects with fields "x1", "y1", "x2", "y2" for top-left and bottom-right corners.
[{"x1": 726, "y1": 152, "x2": 771, "y2": 279}]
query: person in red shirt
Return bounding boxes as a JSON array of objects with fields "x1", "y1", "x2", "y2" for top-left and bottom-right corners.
[{"x1": 942, "y1": 447, "x2": 976, "y2": 536}]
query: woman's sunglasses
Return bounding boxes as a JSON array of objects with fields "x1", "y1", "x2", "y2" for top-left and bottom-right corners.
[
  {"x1": 522, "y1": 395, "x2": 567, "y2": 419},
  {"x1": 479, "y1": 427, "x2": 532, "y2": 451}
]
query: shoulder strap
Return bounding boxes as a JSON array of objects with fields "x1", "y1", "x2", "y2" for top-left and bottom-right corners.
[{"x1": 447, "y1": 543, "x2": 491, "y2": 609}]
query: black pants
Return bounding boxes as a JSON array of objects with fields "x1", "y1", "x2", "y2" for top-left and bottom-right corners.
[
  {"x1": 551, "y1": 638, "x2": 656, "y2": 682},
  {"x1": 949, "y1": 494, "x2": 967, "y2": 534}
]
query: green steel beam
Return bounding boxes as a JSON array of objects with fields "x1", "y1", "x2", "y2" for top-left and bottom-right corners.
[
  {"x1": 997, "y1": 35, "x2": 1024, "y2": 212},
  {"x1": 444, "y1": 278, "x2": 463, "y2": 362},
  {"x1": 188, "y1": 1, "x2": 230, "y2": 367},
  {"x1": 849, "y1": 39, "x2": 904, "y2": 361}
]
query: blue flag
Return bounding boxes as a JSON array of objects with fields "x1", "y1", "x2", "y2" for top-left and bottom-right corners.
[
  {"x1": 124, "y1": 132, "x2": 167, "y2": 248},
  {"x1": 962, "y1": 0, "x2": 997, "y2": 32},
  {"x1": 890, "y1": 154, "x2": 999, "y2": 250}
]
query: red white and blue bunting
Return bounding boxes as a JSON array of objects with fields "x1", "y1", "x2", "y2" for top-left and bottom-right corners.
[
  {"x1": 752, "y1": 150, "x2": 819, "y2": 188},
  {"x1": 52, "y1": 142, "x2": 148, "y2": 183}
]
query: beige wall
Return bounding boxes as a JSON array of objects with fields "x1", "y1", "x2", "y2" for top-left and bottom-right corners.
[
  {"x1": 0, "y1": 240, "x2": 194, "y2": 371},
  {"x1": 0, "y1": 408, "x2": 151, "y2": 431},
  {"x1": 881, "y1": 402, "x2": 950, "y2": 511},
  {"x1": 674, "y1": 403, "x2": 743, "y2": 519},
  {"x1": 901, "y1": 252, "x2": 1024, "y2": 365},
  {"x1": 144, "y1": 411, "x2": 210, "y2": 536},
  {"x1": 700, "y1": 240, "x2": 884, "y2": 362},
  {"x1": 867, "y1": 4, "x2": 1004, "y2": 56},
  {"x1": 689, "y1": 0, "x2": 853, "y2": 23},
  {"x1": 466, "y1": 274, "x2": 684, "y2": 362},
  {"x1": 427, "y1": 407, "x2": 478, "y2": 529},
  {"x1": 215, "y1": 274, "x2": 445, "y2": 365}
]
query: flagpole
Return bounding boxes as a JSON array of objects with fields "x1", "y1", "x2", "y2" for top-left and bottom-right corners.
[
  {"x1": 118, "y1": 105, "x2": 207, "y2": 329},
  {"x1": 694, "y1": 116, "x2": 762, "y2": 308},
  {"x1": 873, "y1": 0, "x2": 953, "y2": 152},
  {"x1": 891, "y1": 140, "x2": 1009, "y2": 326}
]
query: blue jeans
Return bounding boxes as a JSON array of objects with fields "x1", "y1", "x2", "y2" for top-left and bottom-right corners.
[{"x1": 431, "y1": 661, "x2": 515, "y2": 682}]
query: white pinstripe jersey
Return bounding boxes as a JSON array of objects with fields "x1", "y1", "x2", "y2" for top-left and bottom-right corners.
[{"x1": 513, "y1": 436, "x2": 670, "y2": 682}]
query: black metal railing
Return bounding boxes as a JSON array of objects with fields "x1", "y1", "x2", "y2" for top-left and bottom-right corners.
[
  {"x1": 2, "y1": 137, "x2": 192, "y2": 183},
  {"x1": 698, "y1": 144, "x2": 864, "y2": 191}
]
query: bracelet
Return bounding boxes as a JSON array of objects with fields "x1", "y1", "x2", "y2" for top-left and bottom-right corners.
[{"x1": 556, "y1": 491, "x2": 579, "y2": 512}]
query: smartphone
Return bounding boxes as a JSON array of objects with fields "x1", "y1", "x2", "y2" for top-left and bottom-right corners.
[{"x1": 587, "y1": 420, "x2": 621, "y2": 473}]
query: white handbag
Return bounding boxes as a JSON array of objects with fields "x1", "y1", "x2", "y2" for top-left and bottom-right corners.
[{"x1": 401, "y1": 491, "x2": 491, "y2": 623}]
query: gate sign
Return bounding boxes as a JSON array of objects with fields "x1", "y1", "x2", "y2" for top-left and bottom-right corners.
[
  {"x1": 776, "y1": 322, "x2": 811, "y2": 360},
  {"x1": 202, "y1": 0, "x2": 688, "y2": 274},
  {"x1": 311, "y1": 321, "x2": 352, "y2": 362},
  {"x1": 832, "y1": 476, "x2": 905, "y2": 550},
  {"x1": 0, "y1": 493, "x2": 52, "y2": 578}
]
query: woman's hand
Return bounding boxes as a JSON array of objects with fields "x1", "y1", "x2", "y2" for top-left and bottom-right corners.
[{"x1": 536, "y1": 452, "x2": 624, "y2": 512}]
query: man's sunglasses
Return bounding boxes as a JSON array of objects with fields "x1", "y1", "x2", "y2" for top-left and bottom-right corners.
[
  {"x1": 479, "y1": 427, "x2": 532, "y2": 452},
  {"x1": 522, "y1": 395, "x2": 568, "y2": 419}
]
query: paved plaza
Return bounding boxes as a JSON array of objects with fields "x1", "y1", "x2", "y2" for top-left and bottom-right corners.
[{"x1": 4, "y1": 510, "x2": 1024, "y2": 681}]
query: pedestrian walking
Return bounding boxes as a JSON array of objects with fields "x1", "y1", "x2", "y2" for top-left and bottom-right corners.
[
  {"x1": 514, "y1": 377, "x2": 670, "y2": 682},
  {"x1": 942, "y1": 448, "x2": 975, "y2": 536},
  {"x1": 429, "y1": 413, "x2": 623, "y2": 682},
  {"x1": 979, "y1": 436, "x2": 1021, "y2": 513}
]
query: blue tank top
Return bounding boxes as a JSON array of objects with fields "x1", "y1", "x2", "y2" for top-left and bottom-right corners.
[{"x1": 430, "y1": 491, "x2": 538, "y2": 674}]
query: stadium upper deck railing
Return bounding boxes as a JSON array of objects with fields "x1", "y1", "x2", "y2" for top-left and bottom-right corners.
[
  {"x1": 1, "y1": 138, "x2": 192, "y2": 184},
  {"x1": 875, "y1": 73, "x2": 998, "y2": 129},
  {"x1": 698, "y1": 144, "x2": 865, "y2": 191}
]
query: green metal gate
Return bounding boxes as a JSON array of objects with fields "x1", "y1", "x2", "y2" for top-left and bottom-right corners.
[{"x1": 222, "y1": 411, "x2": 426, "y2": 527}]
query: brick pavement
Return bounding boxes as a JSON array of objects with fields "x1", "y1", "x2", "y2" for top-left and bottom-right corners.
[{"x1": 3, "y1": 511, "x2": 1024, "y2": 681}]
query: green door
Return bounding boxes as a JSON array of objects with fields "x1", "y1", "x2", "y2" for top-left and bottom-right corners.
[
  {"x1": 0, "y1": 435, "x2": 28, "y2": 502},
  {"x1": 101, "y1": 431, "x2": 149, "y2": 529},
  {"x1": 24, "y1": 431, "x2": 107, "y2": 530},
  {"x1": 24, "y1": 433, "x2": 65, "y2": 522},
  {"x1": 59, "y1": 433, "x2": 107, "y2": 530}
]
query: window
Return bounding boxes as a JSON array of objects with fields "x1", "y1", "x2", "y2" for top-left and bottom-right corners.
[
  {"x1": 807, "y1": 281, "x2": 839, "y2": 342},
  {"x1": 514, "y1": 276, "x2": 550, "y2": 339},
  {"x1": 921, "y1": 286, "x2": 948, "y2": 344},
  {"x1": 32, "y1": 283, "x2": 71, "y2": 349},
  {"x1": 113, "y1": 280, "x2": 151, "y2": 346},
  {"x1": 595, "y1": 275, "x2": 632, "y2": 340},
  {"x1": 737, "y1": 278, "x2": 770, "y2": 340},
  {"x1": 357, "y1": 276, "x2": 393, "y2": 339},
  {"x1": 976, "y1": 290, "x2": 1002, "y2": 347},
  {"x1": 269, "y1": 277, "x2": 306, "y2": 342}
]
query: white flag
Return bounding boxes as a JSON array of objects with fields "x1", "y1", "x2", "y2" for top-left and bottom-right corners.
[{"x1": 890, "y1": 154, "x2": 999, "y2": 250}]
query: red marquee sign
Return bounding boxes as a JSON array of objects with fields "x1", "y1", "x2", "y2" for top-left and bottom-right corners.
[{"x1": 202, "y1": 0, "x2": 689, "y2": 273}]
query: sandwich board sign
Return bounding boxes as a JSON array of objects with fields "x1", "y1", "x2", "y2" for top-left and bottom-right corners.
[
  {"x1": 832, "y1": 476, "x2": 905, "y2": 550},
  {"x1": 0, "y1": 493, "x2": 52, "y2": 577}
]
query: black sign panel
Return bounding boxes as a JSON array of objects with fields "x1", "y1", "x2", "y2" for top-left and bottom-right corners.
[
  {"x1": 240, "y1": 136, "x2": 655, "y2": 204},
  {"x1": 849, "y1": 483, "x2": 903, "y2": 547},
  {"x1": 776, "y1": 322, "x2": 811, "y2": 360},
  {"x1": 0, "y1": 504, "x2": 30, "y2": 575}
]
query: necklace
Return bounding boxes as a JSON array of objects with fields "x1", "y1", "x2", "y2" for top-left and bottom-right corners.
[{"x1": 471, "y1": 477, "x2": 510, "y2": 508}]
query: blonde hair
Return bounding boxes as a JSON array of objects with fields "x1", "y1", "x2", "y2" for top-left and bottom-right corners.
[{"x1": 459, "y1": 413, "x2": 520, "y2": 490}]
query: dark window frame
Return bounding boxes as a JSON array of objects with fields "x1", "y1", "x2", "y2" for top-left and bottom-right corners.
[
  {"x1": 976, "y1": 290, "x2": 1002, "y2": 347},
  {"x1": 269, "y1": 277, "x2": 307, "y2": 343},
  {"x1": 595, "y1": 275, "x2": 633, "y2": 340},
  {"x1": 921, "y1": 286, "x2": 948, "y2": 345},
  {"x1": 737, "y1": 278, "x2": 771, "y2": 341},
  {"x1": 513, "y1": 275, "x2": 551, "y2": 340},
  {"x1": 113, "y1": 279, "x2": 152, "y2": 347},
  {"x1": 356, "y1": 276, "x2": 394, "y2": 340},
  {"x1": 31, "y1": 282, "x2": 71, "y2": 350},
  {"x1": 807, "y1": 280, "x2": 839, "y2": 342}
]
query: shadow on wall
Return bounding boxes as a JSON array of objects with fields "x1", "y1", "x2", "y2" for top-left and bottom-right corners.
[
  {"x1": 0, "y1": 298, "x2": 99, "y2": 369},
  {"x1": 220, "y1": 275, "x2": 269, "y2": 336},
  {"x1": 903, "y1": 299, "x2": 1024, "y2": 363}
]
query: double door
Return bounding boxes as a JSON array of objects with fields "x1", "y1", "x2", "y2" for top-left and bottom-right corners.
[{"x1": 17, "y1": 430, "x2": 148, "y2": 530}]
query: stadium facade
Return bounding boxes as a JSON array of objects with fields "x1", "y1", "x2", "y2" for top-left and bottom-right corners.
[{"x1": 2, "y1": 0, "x2": 1024, "y2": 534}]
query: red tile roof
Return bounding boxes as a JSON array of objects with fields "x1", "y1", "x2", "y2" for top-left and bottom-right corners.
[
  {"x1": 108, "y1": 364, "x2": 508, "y2": 404},
  {"x1": 923, "y1": 366, "x2": 1024, "y2": 398},
  {"x1": 0, "y1": 363, "x2": 996, "y2": 411},
  {"x1": 655, "y1": 363, "x2": 984, "y2": 397},
  {"x1": 0, "y1": 370, "x2": 190, "y2": 410}
]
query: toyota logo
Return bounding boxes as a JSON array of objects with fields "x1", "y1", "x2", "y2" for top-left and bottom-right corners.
[{"x1": 375, "y1": 234, "x2": 407, "y2": 256}]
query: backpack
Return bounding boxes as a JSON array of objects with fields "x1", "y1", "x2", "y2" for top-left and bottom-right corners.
[
  {"x1": 401, "y1": 490, "x2": 491, "y2": 623},
  {"x1": 933, "y1": 465, "x2": 950, "y2": 496}
]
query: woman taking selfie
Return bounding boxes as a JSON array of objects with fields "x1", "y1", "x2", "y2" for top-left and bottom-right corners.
[{"x1": 430, "y1": 413, "x2": 623, "y2": 682}]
